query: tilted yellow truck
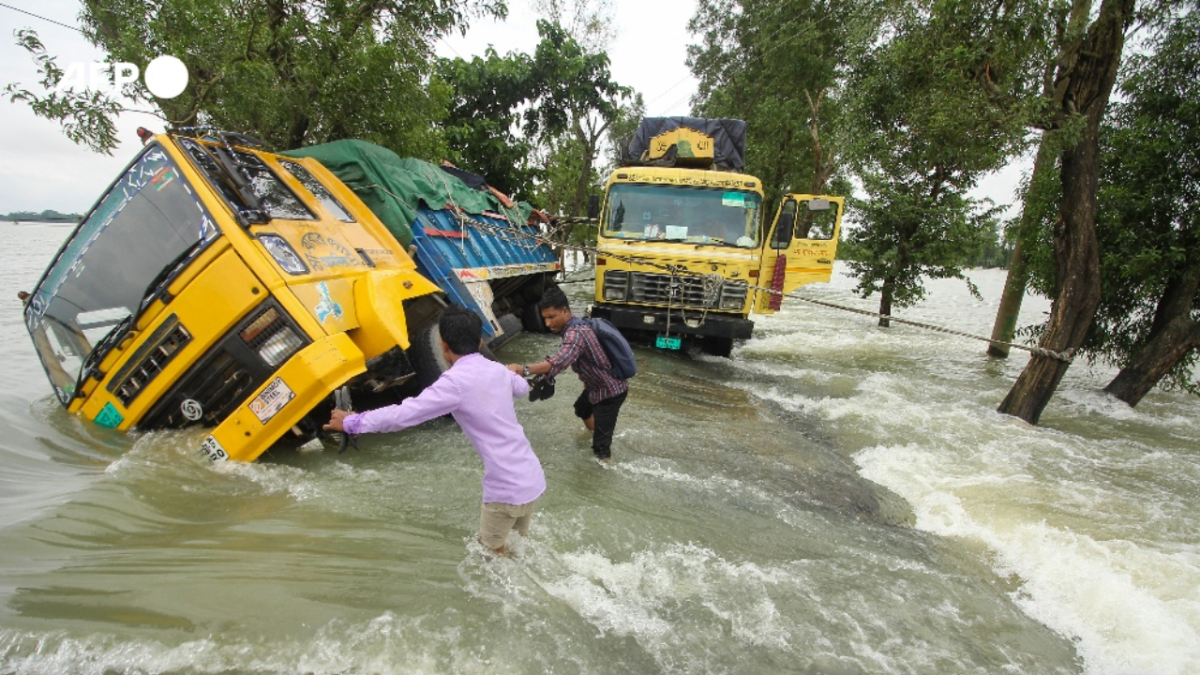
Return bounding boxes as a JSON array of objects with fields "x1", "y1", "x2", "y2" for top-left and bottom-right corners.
[
  {"x1": 22, "y1": 128, "x2": 557, "y2": 462},
  {"x1": 589, "y1": 117, "x2": 844, "y2": 356}
]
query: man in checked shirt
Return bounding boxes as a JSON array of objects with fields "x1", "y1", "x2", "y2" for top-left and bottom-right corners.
[{"x1": 508, "y1": 286, "x2": 630, "y2": 463}]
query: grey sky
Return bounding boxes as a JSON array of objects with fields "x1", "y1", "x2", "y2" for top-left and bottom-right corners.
[{"x1": 0, "y1": 0, "x2": 1023, "y2": 218}]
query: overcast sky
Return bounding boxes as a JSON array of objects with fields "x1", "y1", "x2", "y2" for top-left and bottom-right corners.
[{"x1": 0, "y1": 0, "x2": 1023, "y2": 217}]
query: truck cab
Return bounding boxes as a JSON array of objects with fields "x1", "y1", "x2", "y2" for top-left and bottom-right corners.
[
  {"x1": 24, "y1": 129, "x2": 444, "y2": 461},
  {"x1": 590, "y1": 118, "x2": 843, "y2": 356}
]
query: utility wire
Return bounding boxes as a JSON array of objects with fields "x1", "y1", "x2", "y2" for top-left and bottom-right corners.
[{"x1": 0, "y1": 2, "x2": 83, "y2": 33}]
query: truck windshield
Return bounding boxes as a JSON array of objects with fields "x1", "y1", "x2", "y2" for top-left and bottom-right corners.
[
  {"x1": 24, "y1": 144, "x2": 218, "y2": 405},
  {"x1": 602, "y1": 184, "x2": 762, "y2": 248}
]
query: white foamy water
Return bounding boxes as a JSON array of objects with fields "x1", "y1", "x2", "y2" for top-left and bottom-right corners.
[{"x1": 1, "y1": 223, "x2": 1196, "y2": 674}]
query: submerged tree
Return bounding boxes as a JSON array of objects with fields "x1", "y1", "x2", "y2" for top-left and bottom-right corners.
[
  {"x1": 997, "y1": 0, "x2": 1138, "y2": 423},
  {"x1": 1020, "y1": 4, "x2": 1200, "y2": 406},
  {"x1": 843, "y1": 0, "x2": 1050, "y2": 325},
  {"x1": 1095, "y1": 5, "x2": 1200, "y2": 404}
]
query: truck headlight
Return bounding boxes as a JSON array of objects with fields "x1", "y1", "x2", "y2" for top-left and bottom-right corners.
[
  {"x1": 258, "y1": 234, "x2": 308, "y2": 275},
  {"x1": 256, "y1": 326, "x2": 306, "y2": 366},
  {"x1": 719, "y1": 282, "x2": 748, "y2": 310},
  {"x1": 603, "y1": 270, "x2": 629, "y2": 301},
  {"x1": 240, "y1": 307, "x2": 306, "y2": 366}
]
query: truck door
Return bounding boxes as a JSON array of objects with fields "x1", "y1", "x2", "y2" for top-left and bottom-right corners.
[{"x1": 755, "y1": 194, "x2": 843, "y2": 313}]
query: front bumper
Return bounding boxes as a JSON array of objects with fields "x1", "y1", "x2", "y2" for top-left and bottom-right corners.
[{"x1": 591, "y1": 303, "x2": 754, "y2": 340}]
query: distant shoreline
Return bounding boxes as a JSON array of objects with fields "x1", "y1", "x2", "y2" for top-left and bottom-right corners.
[{"x1": 1, "y1": 219, "x2": 79, "y2": 225}]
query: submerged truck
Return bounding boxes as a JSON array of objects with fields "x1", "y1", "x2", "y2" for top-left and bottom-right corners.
[
  {"x1": 589, "y1": 117, "x2": 844, "y2": 356},
  {"x1": 23, "y1": 129, "x2": 559, "y2": 462}
]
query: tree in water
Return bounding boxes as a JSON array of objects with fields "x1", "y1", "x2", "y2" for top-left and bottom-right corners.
[
  {"x1": 1019, "y1": 3, "x2": 1200, "y2": 406},
  {"x1": 997, "y1": 0, "x2": 1138, "y2": 423},
  {"x1": 843, "y1": 0, "x2": 1049, "y2": 326}
]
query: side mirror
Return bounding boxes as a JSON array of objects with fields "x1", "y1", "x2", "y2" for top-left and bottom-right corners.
[{"x1": 587, "y1": 194, "x2": 600, "y2": 220}]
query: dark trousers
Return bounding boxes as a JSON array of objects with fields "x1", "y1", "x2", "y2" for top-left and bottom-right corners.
[{"x1": 573, "y1": 390, "x2": 627, "y2": 459}]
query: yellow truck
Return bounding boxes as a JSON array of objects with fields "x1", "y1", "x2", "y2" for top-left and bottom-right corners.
[
  {"x1": 589, "y1": 117, "x2": 844, "y2": 356},
  {"x1": 23, "y1": 129, "x2": 557, "y2": 461}
]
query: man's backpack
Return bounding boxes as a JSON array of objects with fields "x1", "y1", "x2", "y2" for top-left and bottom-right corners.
[{"x1": 580, "y1": 316, "x2": 637, "y2": 379}]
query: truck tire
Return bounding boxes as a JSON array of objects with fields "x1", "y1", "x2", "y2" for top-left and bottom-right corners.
[
  {"x1": 486, "y1": 313, "x2": 524, "y2": 352},
  {"x1": 522, "y1": 302, "x2": 549, "y2": 333},
  {"x1": 411, "y1": 319, "x2": 499, "y2": 390},
  {"x1": 411, "y1": 322, "x2": 450, "y2": 390}
]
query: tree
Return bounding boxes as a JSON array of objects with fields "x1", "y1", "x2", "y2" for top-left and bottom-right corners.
[
  {"x1": 524, "y1": 19, "x2": 630, "y2": 219},
  {"x1": 3, "y1": 30, "x2": 123, "y2": 154},
  {"x1": 688, "y1": 0, "x2": 873, "y2": 208},
  {"x1": 843, "y1": 0, "x2": 1050, "y2": 326},
  {"x1": 1020, "y1": 4, "x2": 1200, "y2": 405},
  {"x1": 1096, "y1": 6, "x2": 1200, "y2": 403},
  {"x1": 8, "y1": 0, "x2": 506, "y2": 155},
  {"x1": 997, "y1": 0, "x2": 1137, "y2": 423},
  {"x1": 435, "y1": 47, "x2": 540, "y2": 197}
]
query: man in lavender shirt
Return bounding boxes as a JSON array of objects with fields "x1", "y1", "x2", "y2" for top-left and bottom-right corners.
[{"x1": 325, "y1": 307, "x2": 546, "y2": 555}]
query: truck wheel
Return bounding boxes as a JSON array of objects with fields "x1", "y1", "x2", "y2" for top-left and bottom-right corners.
[
  {"x1": 705, "y1": 336, "x2": 735, "y2": 358},
  {"x1": 411, "y1": 323, "x2": 450, "y2": 390},
  {"x1": 488, "y1": 313, "x2": 524, "y2": 351},
  {"x1": 412, "y1": 318, "x2": 500, "y2": 390},
  {"x1": 522, "y1": 302, "x2": 549, "y2": 333}
]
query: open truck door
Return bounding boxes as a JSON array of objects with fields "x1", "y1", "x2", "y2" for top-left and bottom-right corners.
[{"x1": 755, "y1": 194, "x2": 843, "y2": 313}]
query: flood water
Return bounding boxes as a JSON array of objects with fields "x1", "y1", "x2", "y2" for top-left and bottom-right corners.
[{"x1": 1, "y1": 222, "x2": 1196, "y2": 675}]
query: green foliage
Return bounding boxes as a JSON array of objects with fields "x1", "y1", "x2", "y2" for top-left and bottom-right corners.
[
  {"x1": 10, "y1": 1, "x2": 506, "y2": 156},
  {"x1": 842, "y1": 0, "x2": 1052, "y2": 311},
  {"x1": 1025, "y1": 4, "x2": 1200, "y2": 393},
  {"x1": 1, "y1": 209, "x2": 81, "y2": 222},
  {"x1": 4, "y1": 30, "x2": 123, "y2": 154},
  {"x1": 436, "y1": 18, "x2": 629, "y2": 213},
  {"x1": 688, "y1": 0, "x2": 878, "y2": 205},
  {"x1": 435, "y1": 47, "x2": 540, "y2": 196}
]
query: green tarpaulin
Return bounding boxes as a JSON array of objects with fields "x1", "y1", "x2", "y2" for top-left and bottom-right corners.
[{"x1": 283, "y1": 140, "x2": 531, "y2": 246}]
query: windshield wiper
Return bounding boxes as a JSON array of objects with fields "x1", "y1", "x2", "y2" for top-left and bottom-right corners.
[
  {"x1": 71, "y1": 312, "x2": 135, "y2": 400},
  {"x1": 68, "y1": 239, "x2": 207, "y2": 400},
  {"x1": 138, "y1": 238, "x2": 205, "y2": 312}
]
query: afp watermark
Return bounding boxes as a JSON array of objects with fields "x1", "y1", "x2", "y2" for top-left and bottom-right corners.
[{"x1": 55, "y1": 55, "x2": 189, "y2": 100}]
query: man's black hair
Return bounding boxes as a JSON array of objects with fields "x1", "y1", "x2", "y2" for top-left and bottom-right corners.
[
  {"x1": 438, "y1": 306, "x2": 482, "y2": 355},
  {"x1": 537, "y1": 286, "x2": 571, "y2": 312}
]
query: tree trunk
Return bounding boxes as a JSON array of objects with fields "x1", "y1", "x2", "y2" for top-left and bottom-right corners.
[
  {"x1": 1104, "y1": 265, "x2": 1200, "y2": 405},
  {"x1": 987, "y1": 240, "x2": 1028, "y2": 357},
  {"x1": 998, "y1": 0, "x2": 1135, "y2": 424},
  {"x1": 987, "y1": 138, "x2": 1056, "y2": 357},
  {"x1": 878, "y1": 279, "x2": 894, "y2": 328},
  {"x1": 1104, "y1": 318, "x2": 1200, "y2": 405}
]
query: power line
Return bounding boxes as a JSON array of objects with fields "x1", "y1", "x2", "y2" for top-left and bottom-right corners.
[{"x1": 0, "y1": 2, "x2": 83, "y2": 33}]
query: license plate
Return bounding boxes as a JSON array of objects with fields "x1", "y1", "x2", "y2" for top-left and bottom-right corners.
[
  {"x1": 200, "y1": 435, "x2": 228, "y2": 462},
  {"x1": 248, "y1": 377, "x2": 295, "y2": 424},
  {"x1": 656, "y1": 336, "x2": 682, "y2": 350}
]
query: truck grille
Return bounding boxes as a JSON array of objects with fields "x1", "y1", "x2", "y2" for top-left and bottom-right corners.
[
  {"x1": 109, "y1": 314, "x2": 192, "y2": 406},
  {"x1": 603, "y1": 270, "x2": 748, "y2": 310},
  {"x1": 137, "y1": 301, "x2": 308, "y2": 429}
]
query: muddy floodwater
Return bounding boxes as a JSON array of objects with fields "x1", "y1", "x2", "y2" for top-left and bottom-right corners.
[{"x1": 1, "y1": 222, "x2": 1197, "y2": 675}]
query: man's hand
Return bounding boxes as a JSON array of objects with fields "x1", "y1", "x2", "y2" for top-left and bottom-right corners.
[
  {"x1": 506, "y1": 363, "x2": 524, "y2": 375},
  {"x1": 324, "y1": 408, "x2": 349, "y2": 432}
]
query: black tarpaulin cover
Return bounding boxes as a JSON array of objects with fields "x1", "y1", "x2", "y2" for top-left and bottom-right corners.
[{"x1": 626, "y1": 117, "x2": 746, "y2": 171}]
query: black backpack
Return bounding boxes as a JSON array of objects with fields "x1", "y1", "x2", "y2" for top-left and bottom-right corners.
[{"x1": 579, "y1": 316, "x2": 637, "y2": 379}]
